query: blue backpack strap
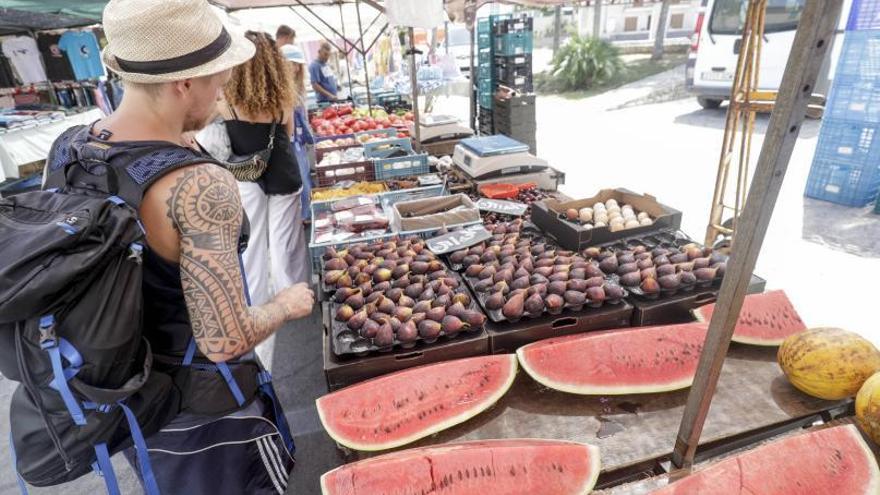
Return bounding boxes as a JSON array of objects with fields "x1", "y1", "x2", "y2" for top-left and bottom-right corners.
[
  {"x1": 257, "y1": 370, "x2": 295, "y2": 455},
  {"x1": 91, "y1": 443, "x2": 120, "y2": 495},
  {"x1": 8, "y1": 432, "x2": 28, "y2": 495},
  {"x1": 118, "y1": 402, "x2": 161, "y2": 495},
  {"x1": 182, "y1": 338, "x2": 246, "y2": 408},
  {"x1": 39, "y1": 315, "x2": 86, "y2": 426}
]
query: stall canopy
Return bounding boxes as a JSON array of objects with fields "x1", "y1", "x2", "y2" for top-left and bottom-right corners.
[
  {"x1": 0, "y1": 7, "x2": 97, "y2": 35},
  {"x1": 0, "y1": 1, "x2": 104, "y2": 22}
]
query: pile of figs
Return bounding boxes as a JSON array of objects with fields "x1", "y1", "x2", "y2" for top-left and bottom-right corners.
[
  {"x1": 448, "y1": 229, "x2": 626, "y2": 322},
  {"x1": 323, "y1": 238, "x2": 486, "y2": 351},
  {"x1": 581, "y1": 242, "x2": 727, "y2": 297}
]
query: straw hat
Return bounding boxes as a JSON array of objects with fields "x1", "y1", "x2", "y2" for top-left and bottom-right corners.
[{"x1": 101, "y1": 0, "x2": 255, "y2": 83}]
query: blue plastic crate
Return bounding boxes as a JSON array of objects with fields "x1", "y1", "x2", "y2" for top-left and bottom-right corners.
[
  {"x1": 374, "y1": 153, "x2": 429, "y2": 180},
  {"x1": 477, "y1": 18, "x2": 492, "y2": 35},
  {"x1": 836, "y1": 31, "x2": 880, "y2": 80},
  {"x1": 477, "y1": 32, "x2": 492, "y2": 50},
  {"x1": 848, "y1": 0, "x2": 880, "y2": 30},
  {"x1": 379, "y1": 184, "x2": 446, "y2": 211},
  {"x1": 805, "y1": 119, "x2": 880, "y2": 206},
  {"x1": 478, "y1": 77, "x2": 495, "y2": 95},
  {"x1": 479, "y1": 92, "x2": 494, "y2": 109},
  {"x1": 478, "y1": 49, "x2": 492, "y2": 66},
  {"x1": 827, "y1": 74, "x2": 880, "y2": 124},
  {"x1": 363, "y1": 138, "x2": 413, "y2": 159},
  {"x1": 494, "y1": 32, "x2": 533, "y2": 56},
  {"x1": 477, "y1": 65, "x2": 493, "y2": 80}
]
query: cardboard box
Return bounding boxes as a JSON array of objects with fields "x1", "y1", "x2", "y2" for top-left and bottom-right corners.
[
  {"x1": 391, "y1": 193, "x2": 481, "y2": 232},
  {"x1": 531, "y1": 188, "x2": 682, "y2": 251}
]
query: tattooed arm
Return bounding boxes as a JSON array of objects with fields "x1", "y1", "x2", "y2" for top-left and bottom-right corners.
[{"x1": 167, "y1": 164, "x2": 314, "y2": 362}]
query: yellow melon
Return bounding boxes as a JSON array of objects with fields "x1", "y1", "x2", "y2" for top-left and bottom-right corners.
[
  {"x1": 856, "y1": 372, "x2": 880, "y2": 444},
  {"x1": 777, "y1": 327, "x2": 880, "y2": 400}
]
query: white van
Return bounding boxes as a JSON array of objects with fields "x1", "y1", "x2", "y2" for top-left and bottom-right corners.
[{"x1": 687, "y1": 0, "x2": 808, "y2": 109}]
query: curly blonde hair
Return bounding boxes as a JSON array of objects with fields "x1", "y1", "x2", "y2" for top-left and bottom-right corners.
[{"x1": 224, "y1": 32, "x2": 294, "y2": 118}]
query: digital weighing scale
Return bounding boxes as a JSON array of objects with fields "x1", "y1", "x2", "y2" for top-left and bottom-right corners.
[
  {"x1": 409, "y1": 114, "x2": 474, "y2": 144},
  {"x1": 453, "y1": 135, "x2": 549, "y2": 180}
]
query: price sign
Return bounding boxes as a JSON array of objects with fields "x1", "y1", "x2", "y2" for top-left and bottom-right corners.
[
  {"x1": 475, "y1": 198, "x2": 528, "y2": 216},
  {"x1": 426, "y1": 224, "x2": 492, "y2": 255}
]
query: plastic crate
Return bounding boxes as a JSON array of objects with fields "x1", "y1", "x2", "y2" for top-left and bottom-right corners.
[
  {"x1": 495, "y1": 57, "x2": 533, "y2": 82},
  {"x1": 827, "y1": 75, "x2": 880, "y2": 124},
  {"x1": 494, "y1": 32, "x2": 533, "y2": 56},
  {"x1": 493, "y1": 15, "x2": 533, "y2": 35},
  {"x1": 378, "y1": 183, "x2": 446, "y2": 211},
  {"x1": 477, "y1": 17, "x2": 492, "y2": 35},
  {"x1": 848, "y1": 0, "x2": 880, "y2": 30},
  {"x1": 356, "y1": 127, "x2": 397, "y2": 142},
  {"x1": 836, "y1": 31, "x2": 880, "y2": 80},
  {"x1": 496, "y1": 74, "x2": 533, "y2": 93},
  {"x1": 479, "y1": 92, "x2": 494, "y2": 109},
  {"x1": 477, "y1": 32, "x2": 492, "y2": 50},
  {"x1": 374, "y1": 154, "x2": 429, "y2": 180},
  {"x1": 314, "y1": 160, "x2": 375, "y2": 187},
  {"x1": 363, "y1": 137, "x2": 413, "y2": 159},
  {"x1": 477, "y1": 65, "x2": 493, "y2": 81},
  {"x1": 478, "y1": 49, "x2": 493, "y2": 66},
  {"x1": 477, "y1": 77, "x2": 495, "y2": 96},
  {"x1": 805, "y1": 119, "x2": 880, "y2": 206}
]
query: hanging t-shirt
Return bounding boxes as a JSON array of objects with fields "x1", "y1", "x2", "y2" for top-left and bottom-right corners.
[
  {"x1": 2, "y1": 36, "x2": 47, "y2": 83},
  {"x1": 59, "y1": 31, "x2": 105, "y2": 81},
  {"x1": 37, "y1": 33, "x2": 76, "y2": 82}
]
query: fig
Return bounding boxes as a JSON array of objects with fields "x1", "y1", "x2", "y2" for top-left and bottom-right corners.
[
  {"x1": 370, "y1": 311, "x2": 390, "y2": 323},
  {"x1": 658, "y1": 274, "x2": 681, "y2": 289},
  {"x1": 599, "y1": 256, "x2": 619, "y2": 274},
  {"x1": 364, "y1": 303, "x2": 377, "y2": 316},
  {"x1": 680, "y1": 271, "x2": 697, "y2": 285},
  {"x1": 486, "y1": 292, "x2": 506, "y2": 311},
  {"x1": 641, "y1": 267, "x2": 657, "y2": 281},
  {"x1": 669, "y1": 253, "x2": 689, "y2": 264},
  {"x1": 344, "y1": 292, "x2": 365, "y2": 309},
  {"x1": 335, "y1": 304, "x2": 355, "y2": 322},
  {"x1": 535, "y1": 258, "x2": 555, "y2": 269},
  {"x1": 583, "y1": 247, "x2": 601, "y2": 259},
  {"x1": 452, "y1": 293, "x2": 472, "y2": 307},
  {"x1": 375, "y1": 281, "x2": 392, "y2": 293},
  {"x1": 462, "y1": 255, "x2": 480, "y2": 266},
  {"x1": 393, "y1": 306, "x2": 413, "y2": 322},
  {"x1": 385, "y1": 288, "x2": 403, "y2": 302},
  {"x1": 640, "y1": 277, "x2": 660, "y2": 294},
  {"x1": 693, "y1": 257, "x2": 711, "y2": 270},
  {"x1": 563, "y1": 290, "x2": 586, "y2": 306},
  {"x1": 465, "y1": 264, "x2": 484, "y2": 278},
  {"x1": 480, "y1": 251, "x2": 497, "y2": 264},
  {"x1": 441, "y1": 315, "x2": 468, "y2": 336},
  {"x1": 525, "y1": 293, "x2": 545, "y2": 315},
  {"x1": 570, "y1": 268, "x2": 587, "y2": 280},
  {"x1": 413, "y1": 300, "x2": 432, "y2": 314},
  {"x1": 548, "y1": 280, "x2": 567, "y2": 296},
  {"x1": 618, "y1": 254, "x2": 636, "y2": 265},
  {"x1": 374, "y1": 322, "x2": 394, "y2": 347},
  {"x1": 494, "y1": 269, "x2": 514, "y2": 284},
  {"x1": 411, "y1": 312, "x2": 427, "y2": 325},
  {"x1": 587, "y1": 286, "x2": 606, "y2": 303},
  {"x1": 450, "y1": 250, "x2": 467, "y2": 264},
  {"x1": 620, "y1": 272, "x2": 641, "y2": 287},
  {"x1": 393, "y1": 275, "x2": 411, "y2": 289},
  {"x1": 324, "y1": 269, "x2": 344, "y2": 285},
  {"x1": 388, "y1": 317, "x2": 402, "y2": 332},
  {"x1": 514, "y1": 267, "x2": 530, "y2": 279},
  {"x1": 636, "y1": 252, "x2": 653, "y2": 261},
  {"x1": 334, "y1": 287, "x2": 358, "y2": 303},
  {"x1": 677, "y1": 262, "x2": 695, "y2": 272},
  {"x1": 365, "y1": 291, "x2": 384, "y2": 305},
  {"x1": 653, "y1": 255, "x2": 670, "y2": 266},
  {"x1": 478, "y1": 265, "x2": 497, "y2": 280},
  {"x1": 442, "y1": 277, "x2": 460, "y2": 289},
  {"x1": 418, "y1": 320, "x2": 442, "y2": 341},
  {"x1": 346, "y1": 266, "x2": 361, "y2": 279},
  {"x1": 585, "y1": 276, "x2": 605, "y2": 288},
  {"x1": 426, "y1": 307, "x2": 446, "y2": 322},
  {"x1": 398, "y1": 295, "x2": 416, "y2": 308},
  {"x1": 636, "y1": 259, "x2": 654, "y2": 271},
  {"x1": 336, "y1": 273, "x2": 353, "y2": 288},
  {"x1": 534, "y1": 266, "x2": 554, "y2": 278},
  {"x1": 686, "y1": 247, "x2": 703, "y2": 260},
  {"x1": 355, "y1": 272, "x2": 371, "y2": 286},
  {"x1": 502, "y1": 292, "x2": 526, "y2": 320},
  {"x1": 404, "y1": 283, "x2": 424, "y2": 300},
  {"x1": 447, "y1": 302, "x2": 468, "y2": 318},
  {"x1": 343, "y1": 254, "x2": 356, "y2": 266},
  {"x1": 617, "y1": 262, "x2": 639, "y2": 275},
  {"x1": 552, "y1": 265, "x2": 571, "y2": 274},
  {"x1": 657, "y1": 264, "x2": 677, "y2": 277},
  {"x1": 363, "y1": 264, "x2": 377, "y2": 276},
  {"x1": 433, "y1": 294, "x2": 451, "y2": 308},
  {"x1": 377, "y1": 296, "x2": 396, "y2": 315},
  {"x1": 694, "y1": 267, "x2": 718, "y2": 281},
  {"x1": 474, "y1": 278, "x2": 494, "y2": 293},
  {"x1": 347, "y1": 309, "x2": 368, "y2": 330},
  {"x1": 528, "y1": 283, "x2": 548, "y2": 298},
  {"x1": 323, "y1": 247, "x2": 339, "y2": 260},
  {"x1": 605, "y1": 284, "x2": 625, "y2": 299},
  {"x1": 709, "y1": 253, "x2": 726, "y2": 265},
  {"x1": 568, "y1": 279, "x2": 588, "y2": 292},
  {"x1": 585, "y1": 264, "x2": 604, "y2": 279},
  {"x1": 633, "y1": 246, "x2": 648, "y2": 255},
  {"x1": 427, "y1": 260, "x2": 444, "y2": 273},
  {"x1": 652, "y1": 247, "x2": 669, "y2": 258},
  {"x1": 411, "y1": 261, "x2": 429, "y2": 274},
  {"x1": 461, "y1": 310, "x2": 486, "y2": 328},
  {"x1": 530, "y1": 274, "x2": 550, "y2": 286},
  {"x1": 397, "y1": 320, "x2": 418, "y2": 345},
  {"x1": 418, "y1": 287, "x2": 436, "y2": 302},
  {"x1": 493, "y1": 281, "x2": 511, "y2": 295},
  {"x1": 512, "y1": 276, "x2": 531, "y2": 290},
  {"x1": 360, "y1": 319, "x2": 379, "y2": 338},
  {"x1": 391, "y1": 264, "x2": 409, "y2": 279},
  {"x1": 545, "y1": 294, "x2": 565, "y2": 314},
  {"x1": 549, "y1": 272, "x2": 570, "y2": 283}
]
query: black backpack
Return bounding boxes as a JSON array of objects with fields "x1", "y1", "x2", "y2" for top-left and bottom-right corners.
[{"x1": 0, "y1": 126, "x2": 226, "y2": 494}]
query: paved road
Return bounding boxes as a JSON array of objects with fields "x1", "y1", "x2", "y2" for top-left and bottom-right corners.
[{"x1": 2, "y1": 66, "x2": 879, "y2": 494}]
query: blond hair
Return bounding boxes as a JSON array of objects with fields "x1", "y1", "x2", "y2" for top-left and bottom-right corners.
[{"x1": 224, "y1": 31, "x2": 293, "y2": 118}]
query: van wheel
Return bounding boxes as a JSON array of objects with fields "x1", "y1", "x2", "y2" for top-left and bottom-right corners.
[{"x1": 698, "y1": 97, "x2": 723, "y2": 109}]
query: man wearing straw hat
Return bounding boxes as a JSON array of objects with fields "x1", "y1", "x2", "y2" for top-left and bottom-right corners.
[{"x1": 43, "y1": 0, "x2": 314, "y2": 492}]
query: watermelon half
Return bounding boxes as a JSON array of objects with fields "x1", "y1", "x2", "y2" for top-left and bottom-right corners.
[
  {"x1": 517, "y1": 323, "x2": 708, "y2": 395},
  {"x1": 650, "y1": 424, "x2": 880, "y2": 494},
  {"x1": 694, "y1": 289, "x2": 806, "y2": 346},
  {"x1": 320, "y1": 438, "x2": 601, "y2": 495},
  {"x1": 316, "y1": 355, "x2": 517, "y2": 451}
]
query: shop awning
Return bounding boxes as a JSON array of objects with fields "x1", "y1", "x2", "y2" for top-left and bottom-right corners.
[
  {"x1": 0, "y1": 7, "x2": 99, "y2": 35},
  {"x1": 0, "y1": 1, "x2": 105, "y2": 22}
]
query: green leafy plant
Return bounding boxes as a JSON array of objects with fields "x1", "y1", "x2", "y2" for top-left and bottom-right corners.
[{"x1": 550, "y1": 33, "x2": 623, "y2": 91}]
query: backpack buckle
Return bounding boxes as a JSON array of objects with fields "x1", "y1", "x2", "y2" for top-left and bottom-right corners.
[
  {"x1": 38, "y1": 315, "x2": 57, "y2": 348},
  {"x1": 128, "y1": 243, "x2": 144, "y2": 264}
]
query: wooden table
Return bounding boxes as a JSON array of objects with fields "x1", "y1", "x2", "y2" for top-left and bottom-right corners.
[{"x1": 349, "y1": 343, "x2": 847, "y2": 486}]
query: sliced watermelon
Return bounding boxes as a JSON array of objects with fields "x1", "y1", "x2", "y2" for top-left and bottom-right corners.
[
  {"x1": 650, "y1": 424, "x2": 879, "y2": 494},
  {"x1": 320, "y1": 438, "x2": 601, "y2": 495},
  {"x1": 694, "y1": 290, "x2": 806, "y2": 346},
  {"x1": 517, "y1": 323, "x2": 708, "y2": 395},
  {"x1": 316, "y1": 355, "x2": 517, "y2": 451}
]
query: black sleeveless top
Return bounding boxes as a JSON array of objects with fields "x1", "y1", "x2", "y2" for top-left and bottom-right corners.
[{"x1": 225, "y1": 108, "x2": 301, "y2": 196}]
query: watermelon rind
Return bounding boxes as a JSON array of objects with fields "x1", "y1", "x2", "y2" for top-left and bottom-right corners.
[
  {"x1": 516, "y1": 325, "x2": 706, "y2": 396},
  {"x1": 852, "y1": 425, "x2": 880, "y2": 495},
  {"x1": 316, "y1": 355, "x2": 518, "y2": 451},
  {"x1": 319, "y1": 438, "x2": 602, "y2": 495}
]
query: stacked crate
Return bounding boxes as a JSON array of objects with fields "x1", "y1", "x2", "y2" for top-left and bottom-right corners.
[
  {"x1": 477, "y1": 17, "x2": 495, "y2": 134},
  {"x1": 805, "y1": 0, "x2": 880, "y2": 207}
]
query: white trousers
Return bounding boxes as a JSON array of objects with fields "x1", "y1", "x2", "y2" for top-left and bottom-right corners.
[{"x1": 238, "y1": 182, "x2": 310, "y2": 372}]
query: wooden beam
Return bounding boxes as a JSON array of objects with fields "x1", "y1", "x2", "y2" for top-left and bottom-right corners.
[{"x1": 671, "y1": 0, "x2": 844, "y2": 470}]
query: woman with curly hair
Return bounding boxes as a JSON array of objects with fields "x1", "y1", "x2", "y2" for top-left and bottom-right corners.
[{"x1": 222, "y1": 31, "x2": 308, "y2": 307}]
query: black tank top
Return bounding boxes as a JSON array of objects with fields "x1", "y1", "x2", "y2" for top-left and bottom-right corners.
[{"x1": 225, "y1": 108, "x2": 302, "y2": 196}]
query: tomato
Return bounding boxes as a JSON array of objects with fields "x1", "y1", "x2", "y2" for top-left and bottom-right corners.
[
  {"x1": 337, "y1": 105, "x2": 353, "y2": 116},
  {"x1": 404, "y1": 112, "x2": 414, "y2": 121},
  {"x1": 397, "y1": 132, "x2": 408, "y2": 138},
  {"x1": 322, "y1": 108, "x2": 338, "y2": 120},
  {"x1": 367, "y1": 122, "x2": 377, "y2": 130}
]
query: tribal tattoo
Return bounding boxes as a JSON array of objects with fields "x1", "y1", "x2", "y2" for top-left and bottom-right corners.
[{"x1": 168, "y1": 165, "x2": 288, "y2": 362}]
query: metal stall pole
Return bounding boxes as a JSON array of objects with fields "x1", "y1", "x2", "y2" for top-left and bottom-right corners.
[
  {"x1": 339, "y1": 3, "x2": 354, "y2": 104},
  {"x1": 407, "y1": 27, "x2": 422, "y2": 151},
  {"x1": 355, "y1": 0, "x2": 373, "y2": 116},
  {"x1": 469, "y1": 22, "x2": 475, "y2": 132},
  {"x1": 670, "y1": 0, "x2": 843, "y2": 472}
]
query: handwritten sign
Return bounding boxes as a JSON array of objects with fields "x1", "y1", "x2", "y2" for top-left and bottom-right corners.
[
  {"x1": 475, "y1": 198, "x2": 528, "y2": 216},
  {"x1": 426, "y1": 224, "x2": 492, "y2": 255}
]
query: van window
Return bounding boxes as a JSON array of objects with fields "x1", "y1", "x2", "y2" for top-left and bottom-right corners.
[{"x1": 709, "y1": 0, "x2": 804, "y2": 35}]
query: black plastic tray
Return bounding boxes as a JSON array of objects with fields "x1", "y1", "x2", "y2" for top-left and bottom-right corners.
[{"x1": 329, "y1": 271, "x2": 486, "y2": 357}]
